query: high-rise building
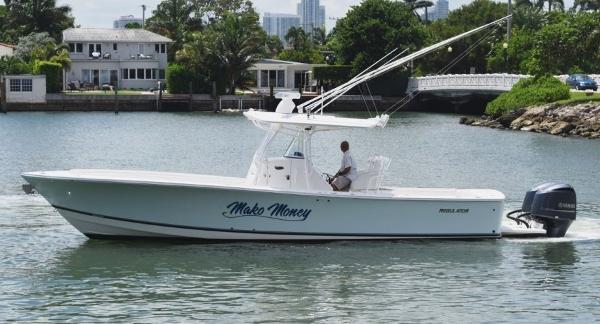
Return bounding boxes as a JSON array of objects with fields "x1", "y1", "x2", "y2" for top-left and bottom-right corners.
[
  {"x1": 262, "y1": 13, "x2": 301, "y2": 45},
  {"x1": 419, "y1": 0, "x2": 449, "y2": 22},
  {"x1": 434, "y1": 0, "x2": 449, "y2": 20},
  {"x1": 297, "y1": 0, "x2": 326, "y2": 32},
  {"x1": 113, "y1": 15, "x2": 144, "y2": 29}
]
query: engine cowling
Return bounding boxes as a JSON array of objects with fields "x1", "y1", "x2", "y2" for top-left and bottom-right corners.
[{"x1": 528, "y1": 183, "x2": 577, "y2": 237}]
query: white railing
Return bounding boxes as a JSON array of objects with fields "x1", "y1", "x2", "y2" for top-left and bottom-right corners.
[{"x1": 407, "y1": 74, "x2": 528, "y2": 93}]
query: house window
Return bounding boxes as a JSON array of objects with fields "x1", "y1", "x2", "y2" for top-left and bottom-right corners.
[
  {"x1": 129, "y1": 69, "x2": 136, "y2": 79},
  {"x1": 9, "y1": 79, "x2": 21, "y2": 92},
  {"x1": 277, "y1": 70, "x2": 285, "y2": 87},
  {"x1": 137, "y1": 69, "x2": 144, "y2": 79},
  {"x1": 138, "y1": 44, "x2": 144, "y2": 54},
  {"x1": 152, "y1": 69, "x2": 157, "y2": 79},
  {"x1": 160, "y1": 44, "x2": 166, "y2": 53},
  {"x1": 145, "y1": 69, "x2": 152, "y2": 80},
  {"x1": 260, "y1": 70, "x2": 268, "y2": 87},
  {"x1": 21, "y1": 79, "x2": 32, "y2": 92},
  {"x1": 159, "y1": 69, "x2": 165, "y2": 79},
  {"x1": 122, "y1": 69, "x2": 129, "y2": 80},
  {"x1": 69, "y1": 43, "x2": 75, "y2": 53},
  {"x1": 248, "y1": 70, "x2": 257, "y2": 87},
  {"x1": 113, "y1": 43, "x2": 118, "y2": 51},
  {"x1": 155, "y1": 44, "x2": 159, "y2": 53},
  {"x1": 76, "y1": 43, "x2": 83, "y2": 53},
  {"x1": 88, "y1": 43, "x2": 101, "y2": 57},
  {"x1": 9, "y1": 79, "x2": 33, "y2": 92},
  {"x1": 82, "y1": 69, "x2": 91, "y2": 83}
]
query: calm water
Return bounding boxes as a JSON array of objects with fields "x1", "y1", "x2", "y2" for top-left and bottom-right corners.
[{"x1": 1, "y1": 111, "x2": 600, "y2": 322}]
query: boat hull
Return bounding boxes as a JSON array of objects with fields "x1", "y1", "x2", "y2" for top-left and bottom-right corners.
[{"x1": 23, "y1": 172, "x2": 505, "y2": 240}]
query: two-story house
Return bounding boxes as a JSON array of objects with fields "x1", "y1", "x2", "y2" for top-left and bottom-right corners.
[{"x1": 63, "y1": 28, "x2": 173, "y2": 90}]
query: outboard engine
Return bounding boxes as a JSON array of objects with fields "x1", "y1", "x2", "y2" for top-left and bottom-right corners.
[{"x1": 507, "y1": 182, "x2": 577, "y2": 237}]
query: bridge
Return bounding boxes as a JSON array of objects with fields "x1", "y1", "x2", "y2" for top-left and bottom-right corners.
[{"x1": 406, "y1": 74, "x2": 527, "y2": 96}]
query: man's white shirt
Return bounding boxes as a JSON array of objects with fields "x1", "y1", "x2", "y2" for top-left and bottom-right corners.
[{"x1": 340, "y1": 150, "x2": 358, "y2": 181}]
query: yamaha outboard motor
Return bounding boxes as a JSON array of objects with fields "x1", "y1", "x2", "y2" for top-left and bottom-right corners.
[{"x1": 506, "y1": 182, "x2": 577, "y2": 237}]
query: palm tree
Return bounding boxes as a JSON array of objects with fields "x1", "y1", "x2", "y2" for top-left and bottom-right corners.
[
  {"x1": 516, "y1": 0, "x2": 564, "y2": 11},
  {"x1": 285, "y1": 26, "x2": 309, "y2": 50},
  {"x1": 5, "y1": 0, "x2": 74, "y2": 41}
]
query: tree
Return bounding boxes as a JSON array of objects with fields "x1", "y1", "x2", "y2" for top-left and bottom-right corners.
[
  {"x1": 4, "y1": 0, "x2": 74, "y2": 42},
  {"x1": 277, "y1": 26, "x2": 323, "y2": 63},
  {"x1": 418, "y1": 0, "x2": 507, "y2": 75},
  {"x1": 572, "y1": 0, "x2": 600, "y2": 11},
  {"x1": 125, "y1": 22, "x2": 142, "y2": 29},
  {"x1": 206, "y1": 10, "x2": 266, "y2": 94},
  {"x1": 176, "y1": 8, "x2": 266, "y2": 94},
  {"x1": 265, "y1": 35, "x2": 283, "y2": 58},
  {"x1": 145, "y1": 0, "x2": 203, "y2": 60},
  {"x1": 332, "y1": 0, "x2": 426, "y2": 74},
  {"x1": 14, "y1": 32, "x2": 70, "y2": 69},
  {"x1": 0, "y1": 56, "x2": 31, "y2": 74}
]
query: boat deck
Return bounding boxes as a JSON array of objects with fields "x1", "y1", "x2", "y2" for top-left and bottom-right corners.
[{"x1": 23, "y1": 169, "x2": 505, "y2": 201}]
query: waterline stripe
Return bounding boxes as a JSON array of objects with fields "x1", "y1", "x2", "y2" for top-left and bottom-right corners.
[{"x1": 53, "y1": 205, "x2": 500, "y2": 239}]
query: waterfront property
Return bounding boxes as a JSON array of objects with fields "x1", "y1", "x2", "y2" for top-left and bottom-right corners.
[
  {"x1": 62, "y1": 28, "x2": 173, "y2": 90},
  {"x1": 249, "y1": 59, "x2": 323, "y2": 94},
  {"x1": 0, "y1": 43, "x2": 15, "y2": 57}
]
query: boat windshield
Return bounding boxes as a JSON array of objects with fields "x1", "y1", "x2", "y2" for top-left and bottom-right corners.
[{"x1": 284, "y1": 133, "x2": 305, "y2": 159}]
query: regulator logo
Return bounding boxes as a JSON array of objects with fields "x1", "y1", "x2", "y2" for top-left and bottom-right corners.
[{"x1": 223, "y1": 202, "x2": 311, "y2": 221}]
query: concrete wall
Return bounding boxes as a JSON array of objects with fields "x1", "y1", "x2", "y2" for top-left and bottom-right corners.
[{"x1": 4, "y1": 75, "x2": 46, "y2": 103}]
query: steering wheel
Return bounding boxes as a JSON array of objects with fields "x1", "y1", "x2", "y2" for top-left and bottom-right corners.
[{"x1": 323, "y1": 173, "x2": 334, "y2": 183}]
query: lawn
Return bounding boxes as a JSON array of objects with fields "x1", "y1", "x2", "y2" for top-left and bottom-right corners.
[{"x1": 556, "y1": 91, "x2": 600, "y2": 105}]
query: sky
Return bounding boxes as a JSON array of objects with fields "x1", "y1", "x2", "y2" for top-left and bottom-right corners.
[
  {"x1": 56, "y1": 0, "x2": 577, "y2": 31},
  {"x1": 55, "y1": 0, "x2": 472, "y2": 31}
]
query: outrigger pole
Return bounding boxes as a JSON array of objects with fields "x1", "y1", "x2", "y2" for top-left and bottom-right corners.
[{"x1": 298, "y1": 15, "x2": 512, "y2": 114}]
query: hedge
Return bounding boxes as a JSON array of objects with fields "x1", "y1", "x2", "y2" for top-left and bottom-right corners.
[
  {"x1": 485, "y1": 76, "x2": 571, "y2": 116},
  {"x1": 33, "y1": 61, "x2": 61, "y2": 93},
  {"x1": 313, "y1": 65, "x2": 353, "y2": 82}
]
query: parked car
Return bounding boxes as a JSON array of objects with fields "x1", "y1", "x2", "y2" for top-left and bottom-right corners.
[{"x1": 565, "y1": 74, "x2": 598, "y2": 91}]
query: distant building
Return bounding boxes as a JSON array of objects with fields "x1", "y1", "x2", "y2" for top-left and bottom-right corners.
[
  {"x1": 248, "y1": 59, "x2": 324, "y2": 93},
  {"x1": 297, "y1": 0, "x2": 326, "y2": 32},
  {"x1": 114, "y1": 15, "x2": 144, "y2": 29},
  {"x1": 63, "y1": 28, "x2": 173, "y2": 89},
  {"x1": 434, "y1": 0, "x2": 449, "y2": 20},
  {"x1": 262, "y1": 13, "x2": 301, "y2": 45},
  {"x1": 0, "y1": 43, "x2": 15, "y2": 57}
]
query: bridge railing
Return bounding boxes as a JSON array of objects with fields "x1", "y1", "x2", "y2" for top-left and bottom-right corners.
[{"x1": 407, "y1": 74, "x2": 529, "y2": 93}]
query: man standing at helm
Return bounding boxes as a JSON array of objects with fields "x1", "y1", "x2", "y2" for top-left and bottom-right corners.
[{"x1": 331, "y1": 141, "x2": 358, "y2": 191}]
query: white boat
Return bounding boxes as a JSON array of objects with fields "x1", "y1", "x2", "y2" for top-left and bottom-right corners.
[{"x1": 21, "y1": 16, "x2": 576, "y2": 240}]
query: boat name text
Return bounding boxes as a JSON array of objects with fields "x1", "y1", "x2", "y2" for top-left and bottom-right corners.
[
  {"x1": 223, "y1": 202, "x2": 311, "y2": 221},
  {"x1": 439, "y1": 208, "x2": 470, "y2": 214}
]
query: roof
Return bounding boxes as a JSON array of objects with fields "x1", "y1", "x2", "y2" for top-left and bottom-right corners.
[
  {"x1": 63, "y1": 28, "x2": 173, "y2": 43},
  {"x1": 244, "y1": 110, "x2": 389, "y2": 131},
  {"x1": 0, "y1": 42, "x2": 15, "y2": 49}
]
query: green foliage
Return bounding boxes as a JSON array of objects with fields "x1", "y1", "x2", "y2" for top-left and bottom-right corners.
[
  {"x1": 125, "y1": 22, "x2": 142, "y2": 29},
  {"x1": 418, "y1": 0, "x2": 507, "y2": 75},
  {"x1": 265, "y1": 35, "x2": 283, "y2": 58},
  {"x1": 485, "y1": 76, "x2": 571, "y2": 116},
  {"x1": 331, "y1": 0, "x2": 426, "y2": 74},
  {"x1": 177, "y1": 9, "x2": 265, "y2": 95},
  {"x1": 276, "y1": 27, "x2": 324, "y2": 64},
  {"x1": 488, "y1": 12, "x2": 600, "y2": 75},
  {"x1": 0, "y1": 56, "x2": 31, "y2": 75},
  {"x1": 313, "y1": 65, "x2": 353, "y2": 82},
  {"x1": 14, "y1": 33, "x2": 57, "y2": 62},
  {"x1": 166, "y1": 63, "x2": 199, "y2": 94},
  {"x1": 33, "y1": 61, "x2": 62, "y2": 93},
  {"x1": 3, "y1": 0, "x2": 74, "y2": 42}
]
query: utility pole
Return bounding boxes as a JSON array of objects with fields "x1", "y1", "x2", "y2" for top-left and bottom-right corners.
[
  {"x1": 507, "y1": 0, "x2": 512, "y2": 40},
  {"x1": 141, "y1": 5, "x2": 146, "y2": 29}
]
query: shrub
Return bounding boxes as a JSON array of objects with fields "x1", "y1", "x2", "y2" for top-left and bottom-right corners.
[
  {"x1": 167, "y1": 63, "x2": 195, "y2": 94},
  {"x1": 33, "y1": 60, "x2": 62, "y2": 93},
  {"x1": 313, "y1": 65, "x2": 353, "y2": 83},
  {"x1": 485, "y1": 75, "x2": 570, "y2": 116}
]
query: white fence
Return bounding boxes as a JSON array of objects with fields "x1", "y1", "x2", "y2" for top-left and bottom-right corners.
[{"x1": 407, "y1": 74, "x2": 528, "y2": 93}]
